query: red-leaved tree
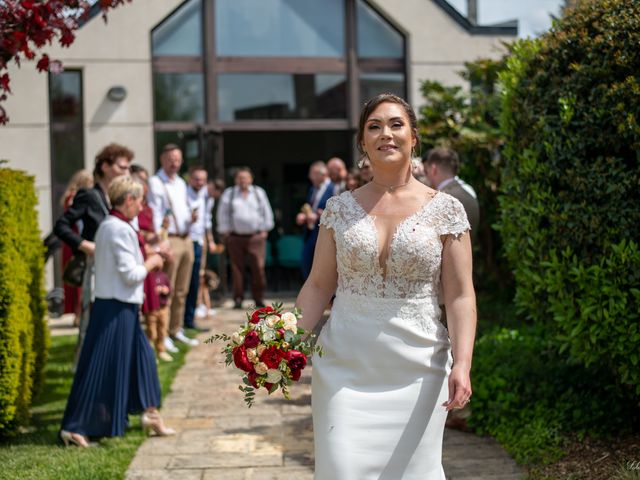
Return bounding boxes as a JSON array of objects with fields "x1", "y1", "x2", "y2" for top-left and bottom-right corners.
[{"x1": 0, "y1": 0, "x2": 132, "y2": 124}]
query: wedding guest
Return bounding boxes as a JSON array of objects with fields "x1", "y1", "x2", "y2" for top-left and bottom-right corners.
[
  {"x1": 359, "y1": 156, "x2": 373, "y2": 183},
  {"x1": 59, "y1": 169, "x2": 94, "y2": 325},
  {"x1": 423, "y1": 147, "x2": 480, "y2": 236},
  {"x1": 184, "y1": 165, "x2": 215, "y2": 331},
  {"x1": 296, "y1": 161, "x2": 334, "y2": 279},
  {"x1": 54, "y1": 143, "x2": 133, "y2": 367},
  {"x1": 131, "y1": 166, "x2": 173, "y2": 362},
  {"x1": 347, "y1": 168, "x2": 364, "y2": 191},
  {"x1": 217, "y1": 167, "x2": 274, "y2": 309},
  {"x1": 148, "y1": 144, "x2": 198, "y2": 349},
  {"x1": 327, "y1": 157, "x2": 348, "y2": 195},
  {"x1": 59, "y1": 175, "x2": 174, "y2": 447}
]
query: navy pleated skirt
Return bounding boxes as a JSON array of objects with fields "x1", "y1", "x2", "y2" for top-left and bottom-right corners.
[{"x1": 61, "y1": 297, "x2": 161, "y2": 437}]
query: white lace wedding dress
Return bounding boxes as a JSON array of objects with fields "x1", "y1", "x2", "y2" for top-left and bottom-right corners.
[{"x1": 312, "y1": 191, "x2": 470, "y2": 480}]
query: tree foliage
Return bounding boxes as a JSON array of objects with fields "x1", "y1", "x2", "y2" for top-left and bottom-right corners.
[
  {"x1": 418, "y1": 58, "x2": 511, "y2": 290},
  {"x1": 498, "y1": 0, "x2": 640, "y2": 395},
  {"x1": 0, "y1": 0, "x2": 132, "y2": 124}
]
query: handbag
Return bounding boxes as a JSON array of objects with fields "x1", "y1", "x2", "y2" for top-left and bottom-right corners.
[{"x1": 63, "y1": 252, "x2": 86, "y2": 287}]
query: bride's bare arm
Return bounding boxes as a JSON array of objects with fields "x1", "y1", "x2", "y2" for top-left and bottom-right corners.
[
  {"x1": 295, "y1": 226, "x2": 338, "y2": 332},
  {"x1": 441, "y1": 231, "x2": 476, "y2": 409}
]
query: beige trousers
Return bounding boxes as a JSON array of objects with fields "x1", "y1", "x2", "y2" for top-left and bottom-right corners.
[{"x1": 165, "y1": 236, "x2": 194, "y2": 336}]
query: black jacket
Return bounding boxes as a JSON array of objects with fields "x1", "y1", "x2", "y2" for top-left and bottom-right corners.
[{"x1": 53, "y1": 186, "x2": 110, "y2": 253}]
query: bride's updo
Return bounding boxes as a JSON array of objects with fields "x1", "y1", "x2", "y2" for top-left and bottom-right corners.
[{"x1": 356, "y1": 93, "x2": 420, "y2": 155}]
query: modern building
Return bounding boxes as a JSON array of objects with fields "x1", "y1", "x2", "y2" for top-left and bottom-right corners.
[{"x1": 0, "y1": 0, "x2": 516, "y2": 287}]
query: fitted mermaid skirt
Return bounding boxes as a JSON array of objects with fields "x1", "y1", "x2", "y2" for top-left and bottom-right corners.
[{"x1": 312, "y1": 291, "x2": 452, "y2": 480}]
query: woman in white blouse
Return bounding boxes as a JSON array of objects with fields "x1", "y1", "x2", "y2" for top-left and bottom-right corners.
[{"x1": 60, "y1": 176, "x2": 174, "y2": 447}]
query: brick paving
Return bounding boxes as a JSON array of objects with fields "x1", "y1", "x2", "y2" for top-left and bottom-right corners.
[{"x1": 125, "y1": 300, "x2": 524, "y2": 480}]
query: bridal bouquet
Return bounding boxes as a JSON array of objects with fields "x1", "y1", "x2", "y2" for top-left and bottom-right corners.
[{"x1": 206, "y1": 303, "x2": 322, "y2": 407}]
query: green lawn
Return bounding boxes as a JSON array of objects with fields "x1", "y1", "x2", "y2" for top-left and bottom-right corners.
[{"x1": 0, "y1": 333, "x2": 190, "y2": 480}]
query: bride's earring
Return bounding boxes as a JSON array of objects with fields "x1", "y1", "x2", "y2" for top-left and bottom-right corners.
[{"x1": 358, "y1": 153, "x2": 368, "y2": 169}]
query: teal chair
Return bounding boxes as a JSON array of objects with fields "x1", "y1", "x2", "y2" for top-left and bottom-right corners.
[
  {"x1": 276, "y1": 235, "x2": 303, "y2": 269},
  {"x1": 275, "y1": 235, "x2": 304, "y2": 290},
  {"x1": 265, "y1": 239, "x2": 274, "y2": 268}
]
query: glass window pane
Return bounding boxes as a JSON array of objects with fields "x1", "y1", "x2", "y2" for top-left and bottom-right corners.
[
  {"x1": 360, "y1": 72, "x2": 405, "y2": 105},
  {"x1": 152, "y1": 0, "x2": 202, "y2": 56},
  {"x1": 217, "y1": 73, "x2": 346, "y2": 121},
  {"x1": 49, "y1": 71, "x2": 82, "y2": 121},
  {"x1": 216, "y1": 0, "x2": 345, "y2": 57},
  {"x1": 153, "y1": 73, "x2": 205, "y2": 122},
  {"x1": 357, "y1": 0, "x2": 403, "y2": 59}
]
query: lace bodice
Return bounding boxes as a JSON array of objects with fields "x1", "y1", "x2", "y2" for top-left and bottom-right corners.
[{"x1": 320, "y1": 191, "x2": 470, "y2": 299}]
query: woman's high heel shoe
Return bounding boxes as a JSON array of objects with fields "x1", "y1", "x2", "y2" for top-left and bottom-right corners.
[
  {"x1": 59, "y1": 430, "x2": 90, "y2": 448},
  {"x1": 141, "y1": 412, "x2": 176, "y2": 437}
]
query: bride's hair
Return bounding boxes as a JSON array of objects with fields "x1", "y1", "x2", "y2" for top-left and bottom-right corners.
[{"x1": 356, "y1": 93, "x2": 419, "y2": 154}]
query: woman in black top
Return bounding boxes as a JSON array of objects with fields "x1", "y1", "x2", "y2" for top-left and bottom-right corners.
[{"x1": 54, "y1": 143, "x2": 133, "y2": 365}]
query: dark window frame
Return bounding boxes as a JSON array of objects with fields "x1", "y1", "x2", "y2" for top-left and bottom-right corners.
[{"x1": 150, "y1": 0, "x2": 407, "y2": 133}]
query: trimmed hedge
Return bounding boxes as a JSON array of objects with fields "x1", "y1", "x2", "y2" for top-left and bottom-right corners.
[
  {"x1": 497, "y1": 0, "x2": 640, "y2": 395},
  {"x1": 0, "y1": 166, "x2": 49, "y2": 437}
]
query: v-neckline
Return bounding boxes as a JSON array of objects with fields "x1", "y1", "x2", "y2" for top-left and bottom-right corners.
[{"x1": 347, "y1": 191, "x2": 440, "y2": 281}]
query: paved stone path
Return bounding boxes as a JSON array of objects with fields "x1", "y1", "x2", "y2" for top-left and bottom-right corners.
[{"x1": 126, "y1": 300, "x2": 523, "y2": 480}]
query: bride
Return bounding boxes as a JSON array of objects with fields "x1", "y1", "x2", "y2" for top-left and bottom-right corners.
[{"x1": 296, "y1": 93, "x2": 477, "y2": 479}]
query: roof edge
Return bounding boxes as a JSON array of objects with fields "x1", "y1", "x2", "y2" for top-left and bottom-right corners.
[{"x1": 432, "y1": 0, "x2": 518, "y2": 36}]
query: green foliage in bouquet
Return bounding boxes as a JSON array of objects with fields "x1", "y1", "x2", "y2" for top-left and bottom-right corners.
[
  {"x1": 0, "y1": 167, "x2": 49, "y2": 437},
  {"x1": 497, "y1": 0, "x2": 640, "y2": 396},
  {"x1": 207, "y1": 303, "x2": 322, "y2": 407}
]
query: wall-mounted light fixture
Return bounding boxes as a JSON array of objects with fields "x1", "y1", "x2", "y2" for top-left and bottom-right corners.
[{"x1": 107, "y1": 85, "x2": 127, "y2": 102}]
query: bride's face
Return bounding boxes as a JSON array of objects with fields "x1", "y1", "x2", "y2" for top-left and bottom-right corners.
[{"x1": 361, "y1": 102, "x2": 416, "y2": 171}]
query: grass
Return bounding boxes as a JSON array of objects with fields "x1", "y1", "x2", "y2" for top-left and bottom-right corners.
[{"x1": 0, "y1": 333, "x2": 190, "y2": 480}]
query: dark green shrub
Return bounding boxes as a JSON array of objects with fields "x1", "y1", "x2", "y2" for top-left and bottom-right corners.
[
  {"x1": 470, "y1": 326, "x2": 639, "y2": 465},
  {"x1": 0, "y1": 167, "x2": 49, "y2": 436},
  {"x1": 497, "y1": 0, "x2": 640, "y2": 395}
]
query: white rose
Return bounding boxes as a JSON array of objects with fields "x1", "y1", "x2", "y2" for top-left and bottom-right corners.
[
  {"x1": 264, "y1": 315, "x2": 279, "y2": 328},
  {"x1": 281, "y1": 312, "x2": 297, "y2": 326},
  {"x1": 231, "y1": 332, "x2": 243, "y2": 344},
  {"x1": 283, "y1": 323, "x2": 297, "y2": 333},
  {"x1": 256, "y1": 344, "x2": 266, "y2": 355},
  {"x1": 255, "y1": 362, "x2": 268, "y2": 375},
  {"x1": 266, "y1": 369, "x2": 282, "y2": 383}
]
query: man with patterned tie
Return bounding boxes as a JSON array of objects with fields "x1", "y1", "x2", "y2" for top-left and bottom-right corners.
[{"x1": 296, "y1": 161, "x2": 335, "y2": 279}]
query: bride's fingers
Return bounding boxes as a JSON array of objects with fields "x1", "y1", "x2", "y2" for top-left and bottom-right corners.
[{"x1": 442, "y1": 376, "x2": 457, "y2": 408}]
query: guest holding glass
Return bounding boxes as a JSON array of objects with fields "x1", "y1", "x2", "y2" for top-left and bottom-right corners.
[{"x1": 59, "y1": 176, "x2": 174, "y2": 447}]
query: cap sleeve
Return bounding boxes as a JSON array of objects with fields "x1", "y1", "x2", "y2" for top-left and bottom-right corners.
[
  {"x1": 437, "y1": 194, "x2": 471, "y2": 239},
  {"x1": 319, "y1": 195, "x2": 340, "y2": 231}
]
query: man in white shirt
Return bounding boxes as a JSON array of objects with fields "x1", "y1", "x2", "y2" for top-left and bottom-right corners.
[
  {"x1": 184, "y1": 165, "x2": 215, "y2": 331},
  {"x1": 148, "y1": 144, "x2": 197, "y2": 347},
  {"x1": 216, "y1": 167, "x2": 274, "y2": 309}
]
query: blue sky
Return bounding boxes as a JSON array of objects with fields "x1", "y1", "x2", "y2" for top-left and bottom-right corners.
[{"x1": 447, "y1": 0, "x2": 565, "y2": 38}]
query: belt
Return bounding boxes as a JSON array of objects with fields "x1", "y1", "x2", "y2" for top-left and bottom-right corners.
[
  {"x1": 230, "y1": 232, "x2": 259, "y2": 237},
  {"x1": 168, "y1": 233, "x2": 189, "y2": 239}
]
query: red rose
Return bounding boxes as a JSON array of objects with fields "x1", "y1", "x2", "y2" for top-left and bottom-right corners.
[
  {"x1": 264, "y1": 382, "x2": 274, "y2": 391},
  {"x1": 232, "y1": 346, "x2": 253, "y2": 372},
  {"x1": 244, "y1": 330, "x2": 260, "y2": 348},
  {"x1": 250, "y1": 306, "x2": 276, "y2": 324},
  {"x1": 260, "y1": 346, "x2": 285, "y2": 369},
  {"x1": 290, "y1": 368, "x2": 302, "y2": 381},
  {"x1": 286, "y1": 350, "x2": 307, "y2": 372},
  {"x1": 247, "y1": 371, "x2": 259, "y2": 388}
]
